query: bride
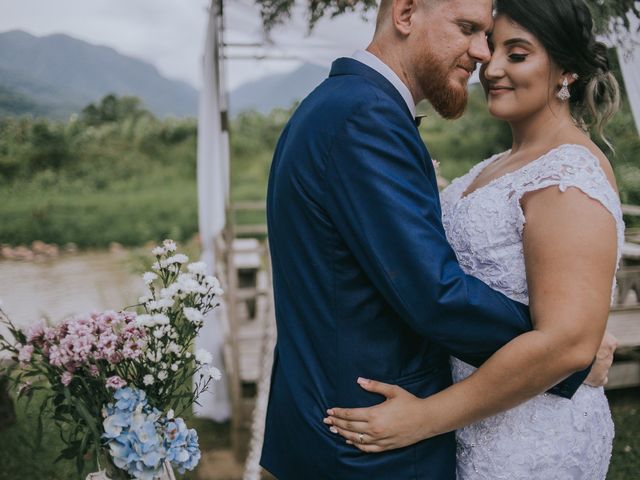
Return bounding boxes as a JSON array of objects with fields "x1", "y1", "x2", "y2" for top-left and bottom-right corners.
[{"x1": 324, "y1": 0, "x2": 622, "y2": 477}]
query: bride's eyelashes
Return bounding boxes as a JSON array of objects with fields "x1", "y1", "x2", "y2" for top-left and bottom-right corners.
[{"x1": 509, "y1": 53, "x2": 528, "y2": 62}]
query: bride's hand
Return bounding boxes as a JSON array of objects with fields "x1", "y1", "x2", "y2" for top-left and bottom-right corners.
[
  {"x1": 323, "y1": 377, "x2": 430, "y2": 452},
  {"x1": 584, "y1": 331, "x2": 618, "y2": 387}
]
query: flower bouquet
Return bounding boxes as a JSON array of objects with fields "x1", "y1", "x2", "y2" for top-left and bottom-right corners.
[{"x1": 0, "y1": 240, "x2": 223, "y2": 479}]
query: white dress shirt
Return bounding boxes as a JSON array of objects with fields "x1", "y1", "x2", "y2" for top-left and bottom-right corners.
[{"x1": 351, "y1": 49, "x2": 417, "y2": 118}]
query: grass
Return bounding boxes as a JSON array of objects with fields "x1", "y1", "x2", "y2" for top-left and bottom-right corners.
[
  {"x1": 0, "y1": 385, "x2": 637, "y2": 479},
  {"x1": 606, "y1": 388, "x2": 640, "y2": 480},
  {"x1": 0, "y1": 178, "x2": 198, "y2": 247}
]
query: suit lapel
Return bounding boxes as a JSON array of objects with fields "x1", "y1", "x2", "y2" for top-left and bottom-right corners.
[{"x1": 329, "y1": 58, "x2": 415, "y2": 125}]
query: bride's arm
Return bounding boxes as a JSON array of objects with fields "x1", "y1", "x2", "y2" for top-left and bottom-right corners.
[{"x1": 325, "y1": 185, "x2": 617, "y2": 451}]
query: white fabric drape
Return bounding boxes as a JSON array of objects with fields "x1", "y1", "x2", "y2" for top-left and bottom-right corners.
[
  {"x1": 616, "y1": 13, "x2": 640, "y2": 135},
  {"x1": 194, "y1": 0, "x2": 231, "y2": 422}
]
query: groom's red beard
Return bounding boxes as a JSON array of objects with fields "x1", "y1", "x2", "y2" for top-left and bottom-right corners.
[{"x1": 417, "y1": 52, "x2": 470, "y2": 119}]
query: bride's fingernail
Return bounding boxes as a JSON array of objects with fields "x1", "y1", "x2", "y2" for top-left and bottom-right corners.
[
  {"x1": 323, "y1": 417, "x2": 331, "y2": 424},
  {"x1": 327, "y1": 409, "x2": 334, "y2": 415},
  {"x1": 357, "y1": 377, "x2": 370, "y2": 385},
  {"x1": 330, "y1": 427, "x2": 338, "y2": 434}
]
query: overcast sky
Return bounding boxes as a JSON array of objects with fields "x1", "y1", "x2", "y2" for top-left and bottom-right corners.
[{"x1": 0, "y1": 0, "x2": 376, "y2": 90}]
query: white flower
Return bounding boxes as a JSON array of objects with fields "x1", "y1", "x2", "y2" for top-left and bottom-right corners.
[
  {"x1": 166, "y1": 254, "x2": 188, "y2": 265},
  {"x1": 135, "y1": 314, "x2": 152, "y2": 327},
  {"x1": 183, "y1": 307, "x2": 204, "y2": 323},
  {"x1": 167, "y1": 342, "x2": 181, "y2": 354},
  {"x1": 151, "y1": 261, "x2": 161, "y2": 271},
  {"x1": 153, "y1": 313, "x2": 170, "y2": 325},
  {"x1": 157, "y1": 298, "x2": 174, "y2": 308},
  {"x1": 170, "y1": 363, "x2": 179, "y2": 372},
  {"x1": 184, "y1": 352, "x2": 192, "y2": 359},
  {"x1": 143, "y1": 374, "x2": 154, "y2": 386},
  {"x1": 158, "y1": 370, "x2": 168, "y2": 381},
  {"x1": 146, "y1": 350, "x2": 162, "y2": 362},
  {"x1": 138, "y1": 295, "x2": 151, "y2": 304},
  {"x1": 195, "y1": 349, "x2": 213, "y2": 365},
  {"x1": 153, "y1": 329, "x2": 164, "y2": 339},
  {"x1": 166, "y1": 409, "x2": 175, "y2": 420},
  {"x1": 187, "y1": 262, "x2": 207, "y2": 275},
  {"x1": 205, "y1": 275, "x2": 224, "y2": 295},
  {"x1": 208, "y1": 366, "x2": 222, "y2": 381},
  {"x1": 162, "y1": 240, "x2": 177, "y2": 252},
  {"x1": 152, "y1": 246, "x2": 165, "y2": 256},
  {"x1": 147, "y1": 300, "x2": 160, "y2": 311},
  {"x1": 143, "y1": 272, "x2": 158, "y2": 284}
]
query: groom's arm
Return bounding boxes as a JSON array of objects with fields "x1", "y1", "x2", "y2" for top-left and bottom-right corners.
[{"x1": 324, "y1": 98, "x2": 588, "y2": 397}]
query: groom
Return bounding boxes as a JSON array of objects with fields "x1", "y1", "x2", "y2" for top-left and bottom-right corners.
[{"x1": 261, "y1": 0, "x2": 592, "y2": 478}]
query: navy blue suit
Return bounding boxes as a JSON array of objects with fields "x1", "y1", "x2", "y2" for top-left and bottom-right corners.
[{"x1": 261, "y1": 58, "x2": 587, "y2": 479}]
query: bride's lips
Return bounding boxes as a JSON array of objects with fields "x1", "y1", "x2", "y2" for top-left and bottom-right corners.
[{"x1": 488, "y1": 85, "x2": 515, "y2": 95}]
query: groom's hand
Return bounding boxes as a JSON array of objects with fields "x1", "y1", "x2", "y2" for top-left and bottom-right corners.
[
  {"x1": 584, "y1": 331, "x2": 618, "y2": 387},
  {"x1": 324, "y1": 377, "x2": 429, "y2": 452}
]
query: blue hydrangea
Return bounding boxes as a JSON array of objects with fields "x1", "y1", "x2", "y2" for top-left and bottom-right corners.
[
  {"x1": 102, "y1": 387, "x2": 201, "y2": 479},
  {"x1": 163, "y1": 418, "x2": 201, "y2": 474},
  {"x1": 113, "y1": 386, "x2": 147, "y2": 412}
]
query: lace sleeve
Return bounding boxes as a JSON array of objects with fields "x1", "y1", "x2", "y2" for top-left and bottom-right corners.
[{"x1": 512, "y1": 145, "x2": 624, "y2": 257}]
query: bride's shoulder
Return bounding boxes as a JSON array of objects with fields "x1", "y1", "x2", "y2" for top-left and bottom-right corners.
[{"x1": 543, "y1": 141, "x2": 618, "y2": 194}]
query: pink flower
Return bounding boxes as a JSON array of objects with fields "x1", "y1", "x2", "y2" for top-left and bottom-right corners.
[
  {"x1": 106, "y1": 376, "x2": 127, "y2": 390},
  {"x1": 61, "y1": 371, "x2": 73, "y2": 386},
  {"x1": 88, "y1": 364, "x2": 99, "y2": 377},
  {"x1": 122, "y1": 339, "x2": 145, "y2": 359},
  {"x1": 48, "y1": 345, "x2": 64, "y2": 367},
  {"x1": 26, "y1": 321, "x2": 45, "y2": 344},
  {"x1": 18, "y1": 344, "x2": 34, "y2": 364}
]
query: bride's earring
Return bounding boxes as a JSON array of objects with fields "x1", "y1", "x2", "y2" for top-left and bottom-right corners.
[{"x1": 556, "y1": 77, "x2": 571, "y2": 101}]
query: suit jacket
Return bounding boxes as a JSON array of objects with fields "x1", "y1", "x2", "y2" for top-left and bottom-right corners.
[{"x1": 261, "y1": 57, "x2": 587, "y2": 479}]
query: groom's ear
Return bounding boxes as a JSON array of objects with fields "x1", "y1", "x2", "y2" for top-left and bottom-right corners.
[{"x1": 391, "y1": 0, "x2": 420, "y2": 36}]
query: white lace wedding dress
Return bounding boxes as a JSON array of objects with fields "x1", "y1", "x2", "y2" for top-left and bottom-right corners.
[{"x1": 440, "y1": 144, "x2": 623, "y2": 480}]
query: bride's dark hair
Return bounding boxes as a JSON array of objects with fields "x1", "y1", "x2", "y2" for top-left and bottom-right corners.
[{"x1": 495, "y1": 0, "x2": 620, "y2": 150}]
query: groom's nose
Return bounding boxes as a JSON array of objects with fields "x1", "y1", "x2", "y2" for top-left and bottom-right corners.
[{"x1": 469, "y1": 34, "x2": 491, "y2": 64}]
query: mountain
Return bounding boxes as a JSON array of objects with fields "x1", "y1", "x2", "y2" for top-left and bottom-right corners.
[
  {"x1": 0, "y1": 30, "x2": 198, "y2": 119},
  {"x1": 229, "y1": 63, "x2": 328, "y2": 115},
  {"x1": 0, "y1": 29, "x2": 329, "y2": 120}
]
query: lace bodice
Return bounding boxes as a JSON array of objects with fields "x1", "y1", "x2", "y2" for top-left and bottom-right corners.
[
  {"x1": 441, "y1": 143, "x2": 624, "y2": 305},
  {"x1": 440, "y1": 144, "x2": 621, "y2": 479}
]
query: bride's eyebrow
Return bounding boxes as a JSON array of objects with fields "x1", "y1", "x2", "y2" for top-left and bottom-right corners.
[{"x1": 503, "y1": 37, "x2": 534, "y2": 47}]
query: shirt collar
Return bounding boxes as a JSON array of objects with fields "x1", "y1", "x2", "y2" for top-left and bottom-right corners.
[{"x1": 351, "y1": 49, "x2": 416, "y2": 118}]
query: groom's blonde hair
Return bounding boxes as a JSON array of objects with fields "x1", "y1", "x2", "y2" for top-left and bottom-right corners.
[{"x1": 375, "y1": 0, "x2": 445, "y2": 33}]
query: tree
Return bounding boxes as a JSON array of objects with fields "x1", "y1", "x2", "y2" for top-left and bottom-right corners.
[
  {"x1": 80, "y1": 94, "x2": 151, "y2": 126},
  {"x1": 254, "y1": 0, "x2": 640, "y2": 34}
]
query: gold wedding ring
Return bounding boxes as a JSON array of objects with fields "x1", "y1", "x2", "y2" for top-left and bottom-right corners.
[{"x1": 358, "y1": 433, "x2": 364, "y2": 444}]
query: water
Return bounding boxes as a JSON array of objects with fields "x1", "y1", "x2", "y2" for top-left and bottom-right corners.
[{"x1": 0, "y1": 251, "x2": 144, "y2": 353}]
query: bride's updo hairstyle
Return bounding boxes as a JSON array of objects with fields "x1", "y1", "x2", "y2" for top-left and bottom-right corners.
[{"x1": 495, "y1": 0, "x2": 621, "y2": 149}]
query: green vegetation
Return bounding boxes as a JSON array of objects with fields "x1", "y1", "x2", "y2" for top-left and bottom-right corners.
[
  {"x1": 0, "y1": 95, "x2": 199, "y2": 247},
  {"x1": 1, "y1": 54, "x2": 640, "y2": 248}
]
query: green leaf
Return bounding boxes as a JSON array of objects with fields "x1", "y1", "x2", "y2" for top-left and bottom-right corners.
[{"x1": 34, "y1": 412, "x2": 43, "y2": 450}]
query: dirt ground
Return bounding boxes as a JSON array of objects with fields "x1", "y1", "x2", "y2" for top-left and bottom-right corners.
[{"x1": 196, "y1": 449, "x2": 276, "y2": 480}]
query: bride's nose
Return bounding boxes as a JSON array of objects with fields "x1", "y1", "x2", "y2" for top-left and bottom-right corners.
[{"x1": 482, "y1": 56, "x2": 506, "y2": 81}]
